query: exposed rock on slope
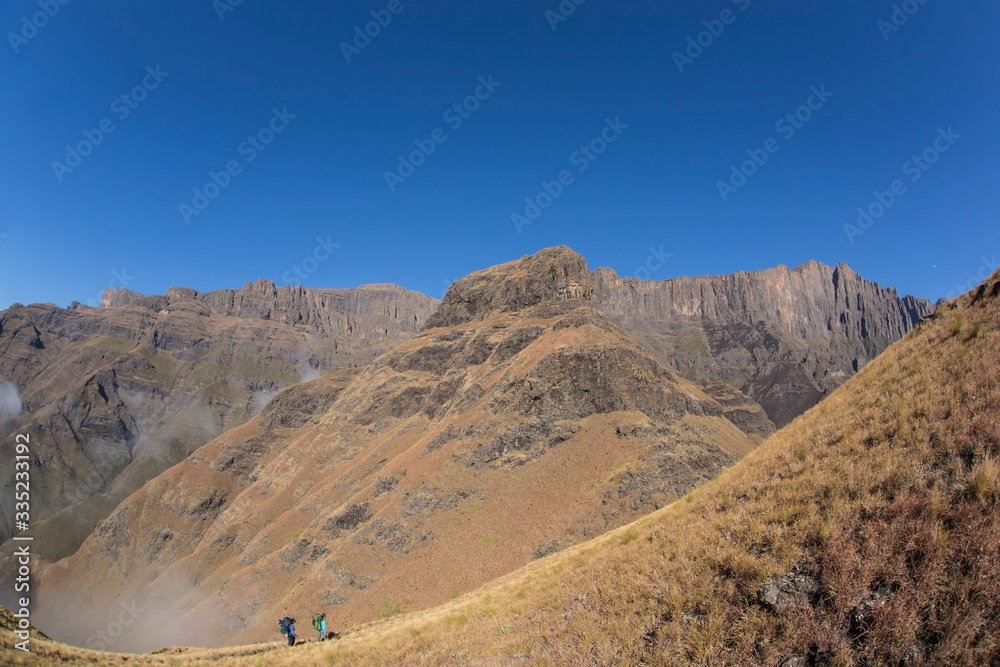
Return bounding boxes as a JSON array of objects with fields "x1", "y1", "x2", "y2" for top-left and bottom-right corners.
[
  {"x1": 592, "y1": 260, "x2": 933, "y2": 426},
  {"x1": 0, "y1": 281, "x2": 438, "y2": 560},
  {"x1": 35, "y1": 248, "x2": 757, "y2": 652}
]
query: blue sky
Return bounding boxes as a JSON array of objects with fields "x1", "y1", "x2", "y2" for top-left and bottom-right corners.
[{"x1": 1, "y1": 0, "x2": 997, "y2": 309}]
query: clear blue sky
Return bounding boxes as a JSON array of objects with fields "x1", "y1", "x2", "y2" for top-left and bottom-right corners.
[{"x1": 2, "y1": 0, "x2": 997, "y2": 309}]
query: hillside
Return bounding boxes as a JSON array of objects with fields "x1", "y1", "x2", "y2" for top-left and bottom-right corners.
[
  {"x1": 4, "y1": 265, "x2": 991, "y2": 665},
  {"x1": 27, "y1": 248, "x2": 757, "y2": 653},
  {"x1": 0, "y1": 282, "x2": 439, "y2": 561}
]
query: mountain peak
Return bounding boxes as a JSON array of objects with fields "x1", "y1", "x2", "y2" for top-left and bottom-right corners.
[
  {"x1": 424, "y1": 246, "x2": 593, "y2": 328},
  {"x1": 791, "y1": 259, "x2": 825, "y2": 273}
]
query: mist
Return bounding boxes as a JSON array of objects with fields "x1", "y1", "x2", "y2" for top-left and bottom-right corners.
[
  {"x1": 0, "y1": 379, "x2": 22, "y2": 424},
  {"x1": 251, "y1": 390, "x2": 278, "y2": 416}
]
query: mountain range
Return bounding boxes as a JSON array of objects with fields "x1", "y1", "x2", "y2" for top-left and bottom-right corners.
[
  {"x1": 0, "y1": 247, "x2": 934, "y2": 652},
  {"x1": 0, "y1": 253, "x2": 994, "y2": 666}
]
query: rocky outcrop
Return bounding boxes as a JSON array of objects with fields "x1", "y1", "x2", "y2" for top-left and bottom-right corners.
[
  {"x1": 591, "y1": 260, "x2": 933, "y2": 426},
  {"x1": 758, "y1": 561, "x2": 821, "y2": 612},
  {"x1": 424, "y1": 246, "x2": 593, "y2": 328},
  {"x1": 0, "y1": 284, "x2": 438, "y2": 560}
]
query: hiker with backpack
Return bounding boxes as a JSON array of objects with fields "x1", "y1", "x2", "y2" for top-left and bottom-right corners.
[
  {"x1": 279, "y1": 616, "x2": 296, "y2": 646},
  {"x1": 312, "y1": 612, "x2": 327, "y2": 641}
]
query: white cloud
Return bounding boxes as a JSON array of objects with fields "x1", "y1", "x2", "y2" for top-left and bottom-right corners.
[{"x1": 0, "y1": 380, "x2": 23, "y2": 424}]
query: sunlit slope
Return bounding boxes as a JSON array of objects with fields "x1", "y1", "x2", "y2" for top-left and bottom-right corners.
[{"x1": 3, "y1": 267, "x2": 997, "y2": 665}]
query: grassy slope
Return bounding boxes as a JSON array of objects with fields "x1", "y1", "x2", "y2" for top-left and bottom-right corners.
[{"x1": 3, "y1": 269, "x2": 998, "y2": 666}]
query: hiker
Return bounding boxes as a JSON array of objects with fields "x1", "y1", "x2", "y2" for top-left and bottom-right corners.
[
  {"x1": 312, "y1": 612, "x2": 327, "y2": 642},
  {"x1": 279, "y1": 616, "x2": 296, "y2": 646}
]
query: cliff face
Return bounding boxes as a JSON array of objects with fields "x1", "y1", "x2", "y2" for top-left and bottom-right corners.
[
  {"x1": 35, "y1": 248, "x2": 756, "y2": 652},
  {"x1": 0, "y1": 283, "x2": 438, "y2": 561},
  {"x1": 591, "y1": 260, "x2": 934, "y2": 426},
  {"x1": 101, "y1": 280, "x2": 429, "y2": 339}
]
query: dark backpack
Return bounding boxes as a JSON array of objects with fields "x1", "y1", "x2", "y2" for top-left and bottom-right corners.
[
  {"x1": 279, "y1": 617, "x2": 292, "y2": 636},
  {"x1": 312, "y1": 613, "x2": 323, "y2": 631}
]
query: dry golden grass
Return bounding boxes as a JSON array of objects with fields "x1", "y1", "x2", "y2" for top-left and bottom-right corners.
[{"x1": 4, "y1": 271, "x2": 999, "y2": 666}]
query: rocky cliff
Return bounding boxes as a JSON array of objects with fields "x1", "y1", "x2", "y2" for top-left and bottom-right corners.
[
  {"x1": 0, "y1": 283, "x2": 438, "y2": 561},
  {"x1": 591, "y1": 260, "x2": 934, "y2": 426},
  {"x1": 101, "y1": 280, "x2": 428, "y2": 338}
]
